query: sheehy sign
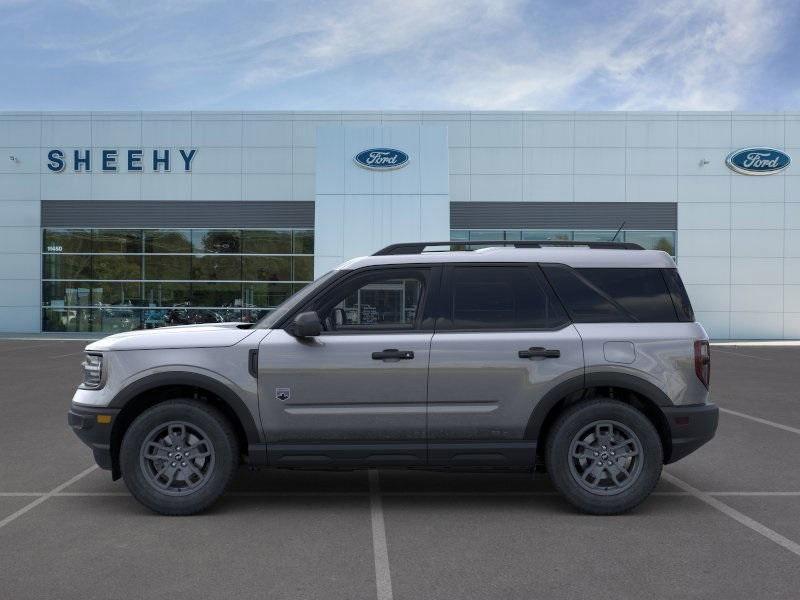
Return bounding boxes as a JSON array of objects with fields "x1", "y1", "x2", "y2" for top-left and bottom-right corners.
[{"x1": 46, "y1": 149, "x2": 197, "y2": 172}]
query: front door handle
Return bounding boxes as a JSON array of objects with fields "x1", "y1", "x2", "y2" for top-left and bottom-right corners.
[
  {"x1": 518, "y1": 347, "x2": 560, "y2": 359},
  {"x1": 372, "y1": 349, "x2": 415, "y2": 360}
]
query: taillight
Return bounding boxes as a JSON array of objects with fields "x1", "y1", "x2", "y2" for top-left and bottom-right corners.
[{"x1": 694, "y1": 340, "x2": 710, "y2": 388}]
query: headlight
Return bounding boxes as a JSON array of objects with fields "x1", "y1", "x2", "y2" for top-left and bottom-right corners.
[{"x1": 82, "y1": 353, "x2": 103, "y2": 389}]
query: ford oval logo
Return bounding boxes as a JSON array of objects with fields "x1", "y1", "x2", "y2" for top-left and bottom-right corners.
[
  {"x1": 726, "y1": 147, "x2": 790, "y2": 175},
  {"x1": 354, "y1": 148, "x2": 409, "y2": 170}
]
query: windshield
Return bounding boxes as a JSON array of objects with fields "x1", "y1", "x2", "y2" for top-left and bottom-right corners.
[{"x1": 256, "y1": 270, "x2": 338, "y2": 329}]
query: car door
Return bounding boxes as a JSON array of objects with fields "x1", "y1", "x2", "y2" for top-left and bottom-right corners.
[
  {"x1": 258, "y1": 265, "x2": 439, "y2": 467},
  {"x1": 427, "y1": 263, "x2": 584, "y2": 467}
]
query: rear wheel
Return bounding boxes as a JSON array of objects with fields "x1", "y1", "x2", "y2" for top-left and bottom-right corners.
[
  {"x1": 545, "y1": 399, "x2": 662, "y2": 515},
  {"x1": 120, "y1": 400, "x2": 238, "y2": 515}
]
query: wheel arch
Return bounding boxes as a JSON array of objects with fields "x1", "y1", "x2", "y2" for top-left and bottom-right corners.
[
  {"x1": 108, "y1": 372, "x2": 263, "y2": 480},
  {"x1": 526, "y1": 373, "x2": 674, "y2": 463}
]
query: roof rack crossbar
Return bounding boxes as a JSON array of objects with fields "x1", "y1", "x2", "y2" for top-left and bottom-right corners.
[{"x1": 373, "y1": 240, "x2": 644, "y2": 255}]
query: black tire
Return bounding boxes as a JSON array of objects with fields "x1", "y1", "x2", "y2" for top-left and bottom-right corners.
[
  {"x1": 545, "y1": 398, "x2": 663, "y2": 515},
  {"x1": 120, "y1": 399, "x2": 238, "y2": 515}
]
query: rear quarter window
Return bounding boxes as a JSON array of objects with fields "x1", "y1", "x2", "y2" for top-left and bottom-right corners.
[{"x1": 541, "y1": 265, "x2": 685, "y2": 323}]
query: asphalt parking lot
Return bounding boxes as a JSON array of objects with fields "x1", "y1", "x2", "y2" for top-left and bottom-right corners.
[{"x1": 1, "y1": 340, "x2": 800, "y2": 599}]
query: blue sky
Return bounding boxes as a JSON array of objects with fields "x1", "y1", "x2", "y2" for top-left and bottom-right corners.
[{"x1": 1, "y1": 0, "x2": 798, "y2": 111}]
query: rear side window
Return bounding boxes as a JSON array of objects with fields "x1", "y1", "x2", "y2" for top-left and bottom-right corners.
[
  {"x1": 540, "y1": 265, "x2": 629, "y2": 323},
  {"x1": 662, "y1": 268, "x2": 695, "y2": 322},
  {"x1": 542, "y1": 265, "x2": 682, "y2": 323},
  {"x1": 445, "y1": 266, "x2": 568, "y2": 330}
]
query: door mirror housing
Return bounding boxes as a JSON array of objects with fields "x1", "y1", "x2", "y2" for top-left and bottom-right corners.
[{"x1": 291, "y1": 311, "x2": 322, "y2": 338}]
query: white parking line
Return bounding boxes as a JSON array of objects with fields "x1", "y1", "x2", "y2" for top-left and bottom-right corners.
[
  {"x1": 720, "y1": 407, "x2": 800, "y2": 436},
  {"x1": 0, "y1": 465, "x2": 97, "y2": 530},
  {"x1": 368, "y1": 470, "x2": 394, "y2": 600},
  {"x1": 662, "y1": 472, "x2": 800, "y2": 558}
]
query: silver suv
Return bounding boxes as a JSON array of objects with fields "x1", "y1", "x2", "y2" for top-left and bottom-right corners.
[{"x1": 68, "y1": 240, "x2": 717, "y2": 515}]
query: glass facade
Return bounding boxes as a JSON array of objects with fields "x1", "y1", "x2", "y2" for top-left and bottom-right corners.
[
  {"x1": 451, "y1": 229, "x2": 676, "y2": 256},
  {"x1": 42, "y1": 228, "x2": 314, "y2": 333}
]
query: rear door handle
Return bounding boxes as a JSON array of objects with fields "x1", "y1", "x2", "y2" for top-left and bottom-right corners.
[
  {"x1": 372, "y1": 349, "x2": 415, "y2": 360},
  {"x1": 518, "y1": 347, "x2": 560, "y2": 359}
]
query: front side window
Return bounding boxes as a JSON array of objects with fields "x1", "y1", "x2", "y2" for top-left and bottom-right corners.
[
  {"x1": 445, "y1": 266, "x2": 568, "y2": 330},
  {"x1": 316, "y1": 269, "x2": 428, "y2": 332}
]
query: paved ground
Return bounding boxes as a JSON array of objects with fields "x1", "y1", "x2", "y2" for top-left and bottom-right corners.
[{"x1": 1, "y1": 340, "x2": 799, "y2": 599}]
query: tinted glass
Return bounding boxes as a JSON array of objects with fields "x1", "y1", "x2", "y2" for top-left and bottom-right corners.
[
  {"x1": 541, "y1": 264, "x2": 628, "y2": 323},
  {"x1": 143, "y1": 282, "x2": 192, "y2": 307},
  {"x1": 93, "y1": 230, "x2": 142, "y2": 253},
  {"x1": 243, "y1": 256, "x2": 291, "y2": 281},
  {"x1": 192, "y1": 229, "x2": 241, "y2": 253},
  {"x1": 448, "y1": 266, "x2": 568, "y2": 330},
  {"x1": 92, "y1": 255, "x2": 142, "y2": 280},
  {"x1": 43, "y1": 254, "x2": 92, "y2": 279},
  {"x1": 144, "y1": 230, "x2": 192, "y2": 253},
  {"x1": 144, "y1": 255, "x2": 192, "y2": 280},
  {"x1": 624, "y1": 231, "x2": 675, "y2": 255},
  {"x1": 192, "y1": 255, "x2": 242, "y2": 280},
  {"x1": 576, "y1": 268, "x2": 678, "y2": 322},
  {"x1": 243, "y1": 283, "x2": 294, "y2": 308},
  {"x1": 662, "y1": 268, "x2": 695, "y2": 322},
  {"x1": 242, "y1": 230, "x2": 291, "y2": 254},
  {"x1": 521, "y1": 230, "x2": 572, "y2": 241},
  {"x1": 293, "y1": 229, "x2": 314, "y2": 254},
  {"x1": 43, "y1": 229, "x2": 92, "y2": 253},
  {"x1": 191, "y1": 282, "x2": 243, "y2": 307}
]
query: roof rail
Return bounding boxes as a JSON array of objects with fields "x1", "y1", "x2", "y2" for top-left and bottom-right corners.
[{"x1": 373, "y1": 240, "x2": 644, "y2": 255}]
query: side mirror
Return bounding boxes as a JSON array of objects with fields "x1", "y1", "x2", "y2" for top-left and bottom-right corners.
[{"x1": 291, "y1": 311, "x2": 322, "y2": 338}]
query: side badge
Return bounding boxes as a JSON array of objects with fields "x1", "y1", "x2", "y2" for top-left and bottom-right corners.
[{"x1": 275, "y1": 388, "x2": 291, "y2": 402}]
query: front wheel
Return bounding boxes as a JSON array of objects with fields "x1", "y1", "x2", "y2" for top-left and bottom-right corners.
[
  {"x1": 545, "y1": 399, "x2": 663, "y2": 515},
  {"x1": 120, "y1": 400, "x2": 238, "y2": 515}
]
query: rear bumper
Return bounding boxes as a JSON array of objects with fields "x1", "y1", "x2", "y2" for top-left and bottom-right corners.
[
  {"x1": 68, "y1": 405, "x2": 120, "y2": 471},
  {"x1": 662, "y1": 403, "x2": 719, "y2": 464}
]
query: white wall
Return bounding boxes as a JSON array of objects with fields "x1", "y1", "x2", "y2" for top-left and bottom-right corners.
[
  {"x1": 313, "y1": 123, "x2": 449, "y2": 275},
  {"x1": 1, "y1": 110, "x2": 799, "y2": 338}
]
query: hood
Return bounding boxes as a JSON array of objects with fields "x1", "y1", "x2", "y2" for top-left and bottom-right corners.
[{"x1": 86, "y1": 322, "x2": 257, "y2": 352}]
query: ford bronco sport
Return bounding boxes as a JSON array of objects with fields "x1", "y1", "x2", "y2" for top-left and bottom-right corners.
[{"x1": 68, "y1": 240, "x2": 718, "y2": 515}]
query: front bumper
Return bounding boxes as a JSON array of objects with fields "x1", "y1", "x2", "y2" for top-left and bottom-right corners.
[
  {"x1": 662, "y1": 402, "x2": 719, "y2": 463},
  {"x1": 68, "y1": 405, "x2": 121, "y2": 471}
]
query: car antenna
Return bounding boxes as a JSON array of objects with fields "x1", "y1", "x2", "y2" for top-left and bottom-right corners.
[{"x1": 611, "y1": 221, "x2": 626, "y2": 242}]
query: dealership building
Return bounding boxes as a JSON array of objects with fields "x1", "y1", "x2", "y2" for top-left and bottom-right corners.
[{"x1": 0, "y1": 110, "x2": 798, "y2": 339}]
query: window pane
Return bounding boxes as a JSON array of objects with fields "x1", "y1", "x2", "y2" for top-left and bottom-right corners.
[
  {"x1": 93, "y1": 230, "x2": 142, "y2": 253},
  {"x1": 92, "y1": 255, "x2": 142, "y2": 280},
  {"x1": 576, "y1": 268, "x2": 678, "y2": 322},
  {"x1": 164, "y1": 306, "x2": 225, "y2": 326},
  {"x1": 143, "y1": 282, "x2": 192, "y2": 307},
  {"x1": 293, "y1": 256, "x2": 314, "y2": 281},
  {"x1": 574, "y1": 230, "x2": 617, "y2": 242},
  {"x1": 662, "y1": 268, "x2": 695, "y2": 322},
  {"x1": 144, "y1": 230, "x2": 191, "y2": 253},
  {"x1": 542, "y1": 265, "x2": 630, "y2": 323},
  {"x1": 450, "y1": 230, "x2": 469, "y2": 241},
  {"x1": 192, "y1": 229, "x2": 241, "y2": 253},
  {"x1": 468, "y1": 230, "x2": 504, "y2": 242},
  {"x1": 243, "y1": 256, "x2": 290, "y2": 281},
  {"x1": 624, "y1": 231, "x2": 676, "y2": 255},
  {"x1": 521, "y1": 230, "x2": 573, "y2": 241},
  {"x1": 43, "y1": 307, "x2": 94, "y2": 332},
  {"x1": 318, "y1": 272, "x2": 426, "y2": 330},
  {"x1": 242, "y1": 283, "x2": 294, "y2": 307},
  {"x1": 43, "y1": 229, "x2": 91, "y2": 253},
  {"x1": 190, "y1": 282, "x2": 242, "y2": 307},
  {"x1": 93, "y1": 307, "x2": 144, "y2": 333},
  {"x1": 449, "y1": 266, "x2": 567, "y2": 330},
  {"x1": 242, "y1": 230, "x2": 291, "y2": 254},
  {"x1": 293, "y1": 229, "x2": 314, "y2": 254},
  {"x1": 43, "y1": 254, "x2": 92, "y2": 279},
  {"x1": 192, "y1": 255, "x2": 242, "y2": 280},
  {"x1": 144, "y1": 255, "x2": 192, "y2": 280}
]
